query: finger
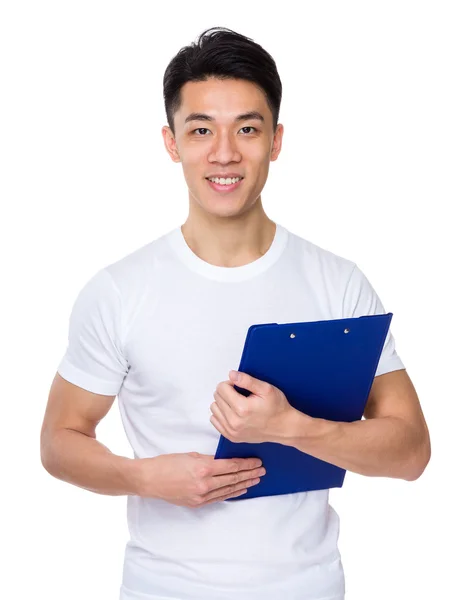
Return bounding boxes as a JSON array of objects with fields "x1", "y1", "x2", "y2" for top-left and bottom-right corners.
[
  {"x1": 212, "y1": 391, "x2": 234, "y2": 424},
  {"x1": 229, "y1": 370, "x2": 270, "y2": 396},
  {"x1": 209, "y1": 457, "x2": 263, "y2": 476},
  {"x1": 207, "y1": 465, "x2": 263, "y2": 493},
  {"x1": 216, "y1": 380, "x2": 240, "y2": 408},
  {"x1": 210, "y1": 414, "x2": 229, "y2": 440},
  {"x1": 215, "y1": 384, "x2": 250, "y2": 416},
  {"x1": 201, "y1": 485, "x2": 249, "y2": 506},
  {"x1": 204, "y1": 471, "x2": 260, "y2": 501}
]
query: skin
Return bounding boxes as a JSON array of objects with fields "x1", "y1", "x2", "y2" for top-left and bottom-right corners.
[
  {"x1": 162, "y1": 77, "x2": 284, "y2": 267},
  {"x1": 161, "y1": 78, "x2": 431, "y2": 481},
  {"x1": 38, "y1": 75, "x2": 429, "y2": 514},
  {"x1": 211, "y1": 369, "x2": 431, "y2": 482}
]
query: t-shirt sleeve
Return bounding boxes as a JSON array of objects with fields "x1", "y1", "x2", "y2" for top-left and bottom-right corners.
[
  {"x1": 342, "y1": 264, "x2": 405, "y2": 377},
  {"x1": 57, "y1": 268, "x2": 129, "y2": 395}
]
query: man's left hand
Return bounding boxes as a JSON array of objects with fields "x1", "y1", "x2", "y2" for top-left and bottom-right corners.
[{"x1": 210, "y1": 370, "x2": 294, "y2": 444}]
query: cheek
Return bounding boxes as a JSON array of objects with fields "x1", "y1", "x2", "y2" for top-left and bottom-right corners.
[
  {"x1": 181, "y1": 149, "x2": 205, "y2": 168},
  {"x1": 246, "y1": 146, "x2": 271, "y2": 172},
  {"x1": 179, "y1": 155, "x2": 206, "y2": 186},
  {"x1": 180, "y1": 143, "x2": 269, "y2": 183}
]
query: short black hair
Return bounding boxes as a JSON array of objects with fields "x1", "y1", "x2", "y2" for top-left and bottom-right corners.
[{"x1": 163, "y1": 27, "x2": 282, "y2": 136}]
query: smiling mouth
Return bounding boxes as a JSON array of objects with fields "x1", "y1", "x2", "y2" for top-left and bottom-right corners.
[
  {"x1": 205, "y1": 177, "x2": 244, "y2": 183},
  {"x1": 205, "y1": 177, "x2": 245, "y2": 192}
]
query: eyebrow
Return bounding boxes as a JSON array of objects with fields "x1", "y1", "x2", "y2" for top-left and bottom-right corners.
[{"x1": 184, "y1": 111, "x2": 265, "y2": 125}]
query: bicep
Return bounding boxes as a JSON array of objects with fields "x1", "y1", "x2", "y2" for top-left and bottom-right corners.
[
  {"x1": 41, "y1": 371, "x2": 116, "y2": 442},
  {"x1": 363, "y1": 370, "x2": 430, "y2": 446}
]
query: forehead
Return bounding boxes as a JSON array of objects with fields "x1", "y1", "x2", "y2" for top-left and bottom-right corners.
[{"x1": 177, "y1": 78, "x2": 269, "y2": 121}]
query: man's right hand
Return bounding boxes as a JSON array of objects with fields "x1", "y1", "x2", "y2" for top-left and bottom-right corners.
[{"x1": 132, "y1": 452, "x2": 266, "y2": 507}]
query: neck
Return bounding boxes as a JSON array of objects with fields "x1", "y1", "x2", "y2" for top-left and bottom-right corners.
[{"x1": 181, "y1": 205, "x2": 276, "y2": 268}]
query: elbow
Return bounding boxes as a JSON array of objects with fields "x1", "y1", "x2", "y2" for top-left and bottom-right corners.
[
  {"x1": 40, "y1": 444, "x2": 53, "y2": 474},
  {"x1": 40, "y1": 427, "x2": 57, "y2": 474},
  {"x1": 404, "y1": 436, "x2": 431, "y2": 482}
]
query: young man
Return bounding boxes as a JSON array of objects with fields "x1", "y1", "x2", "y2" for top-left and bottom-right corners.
[{"x1": 40, "y1": 27, "x2": 430, "y2": 600}]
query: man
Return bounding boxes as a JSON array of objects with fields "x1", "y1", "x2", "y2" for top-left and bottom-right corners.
[{"x1": 40, "y1": 26, "x2": 430, "y2": 600}]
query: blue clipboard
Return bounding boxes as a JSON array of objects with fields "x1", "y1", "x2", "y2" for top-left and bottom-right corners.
[{"x1": 214, "y1": 313, "x2": 393, "y2": 500}]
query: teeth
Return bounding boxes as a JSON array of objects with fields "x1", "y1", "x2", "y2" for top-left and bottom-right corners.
[{"x1": 208, "y1": 177, "x2": 242, "y2": 185}]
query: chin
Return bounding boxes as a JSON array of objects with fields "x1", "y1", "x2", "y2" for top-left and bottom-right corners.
[
  {"x1": 204, "y1": 204, "x2": 246, "y2": 219},
  {"x1": 191, "y1": 195, "x2": 244, "y2": 215}
]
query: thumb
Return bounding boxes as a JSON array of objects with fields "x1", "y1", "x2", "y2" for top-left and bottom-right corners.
[{"x1": 229, "y1": 370, "x2": 268, "y2": 395}]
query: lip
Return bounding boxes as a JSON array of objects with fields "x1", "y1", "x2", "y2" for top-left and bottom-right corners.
[
  {"x1": 206, "y1": 173, "x2": 244, "y2": 179},
  {"x1": 206, "y1": 177, "x2": 244, "y2": 193}
]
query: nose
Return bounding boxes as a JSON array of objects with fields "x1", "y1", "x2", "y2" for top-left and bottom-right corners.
[{"x1": 208, "y1": 132, "x2": 242, "y2": 164}]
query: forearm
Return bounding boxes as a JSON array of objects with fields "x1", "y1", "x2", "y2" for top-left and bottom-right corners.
[
  {"x1": 41, "y1": 428, "x2": 139, "y2": 496},
  {"x1": 278, "y1": 410, "x2": 426, "y2": 481}
]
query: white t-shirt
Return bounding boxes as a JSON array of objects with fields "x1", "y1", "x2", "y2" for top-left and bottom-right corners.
[{"x1": 57, "y1": 222, "x2": 405, "y2": 600}]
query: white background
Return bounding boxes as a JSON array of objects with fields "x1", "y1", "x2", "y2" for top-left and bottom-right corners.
[{"x1": 1, "y1": 1, "x2": 458, "y2": 598}]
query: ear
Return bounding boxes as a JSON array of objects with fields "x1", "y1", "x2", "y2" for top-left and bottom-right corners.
[
  {"x1": 162, "y1": 126, "x2": 181, "y2": 163},
  {"x1": 270, "y1": 123, "x2": 284, "y2": 161}
]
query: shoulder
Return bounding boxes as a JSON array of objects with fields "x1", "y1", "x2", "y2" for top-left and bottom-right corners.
[
  {"x1": 88, "y1": 229, "x2": 176, "y2": 329},
  {"x1": 104, "y1": 230, "x2": 173, "y2": 286},
  {"x1": 285, "y1": 226, "x2": 357, "y2": 283},
  {"x1": 99, "y1": 227, "x2": 181, "y2": 303}
]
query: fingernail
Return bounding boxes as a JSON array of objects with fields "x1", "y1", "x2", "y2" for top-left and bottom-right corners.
[{"x1": 231, "y1": 370, "x2": 240, "y2": 382}]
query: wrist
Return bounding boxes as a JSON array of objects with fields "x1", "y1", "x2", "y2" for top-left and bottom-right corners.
[
  {"x1": 120, "y1": 456, "x2": 144, "y2": 496},
  {"x1": 274, "y1": 408, "x2": 312, "y2": 446}
]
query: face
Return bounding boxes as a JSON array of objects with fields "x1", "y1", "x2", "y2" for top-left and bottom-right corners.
[{"x1": 162, "y1": 78, "x2": 283, "y2": 219}]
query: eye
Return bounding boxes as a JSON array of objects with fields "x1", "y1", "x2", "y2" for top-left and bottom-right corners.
[
  {"x1": 192, "y1": 128, "x2": 211, "y2": 136},
  {"x1": 191, "y1": 126, "x2": 258, "y2": 136}
]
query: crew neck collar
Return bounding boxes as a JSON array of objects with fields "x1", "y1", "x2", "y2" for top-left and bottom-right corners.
[{"x1": 166, "y1": 222, "x2": 288, "y2": 282}]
